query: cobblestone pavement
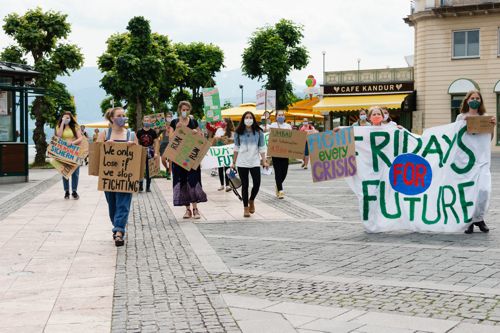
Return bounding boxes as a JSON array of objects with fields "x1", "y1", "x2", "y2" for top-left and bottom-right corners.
[
  {"x1": 193, "y1": 158, "x2": 500, "y2": 328},
  {"x1": 111, "y1": 183, "x2": 241, "y2": 333}
]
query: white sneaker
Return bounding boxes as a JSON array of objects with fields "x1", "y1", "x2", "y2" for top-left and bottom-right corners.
[
  {"x1": 217, "y1": 186, "x2": 224, "y2": 191},
  {"x1": 278, "y1": 191, "x2": 285, "y2": 199}
]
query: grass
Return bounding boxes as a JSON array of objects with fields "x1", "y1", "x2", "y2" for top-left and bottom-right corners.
[{"x1": 29, "y1": 162, "x2": 55, "y2": 169}]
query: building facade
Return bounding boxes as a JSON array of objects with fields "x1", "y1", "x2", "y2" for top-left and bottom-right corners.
[{"x1": 405, "y1": 0, "x2": 500, "y2": 145}]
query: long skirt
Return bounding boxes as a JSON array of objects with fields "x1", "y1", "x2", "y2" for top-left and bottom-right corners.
[{"x1": 172, "y1": 163, "x2": 208, "y2": 206}]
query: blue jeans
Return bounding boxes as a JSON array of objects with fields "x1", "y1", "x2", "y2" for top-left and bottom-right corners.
[
  {"x1": 62, "y1": 167, "x2": 80, "y2": 192},
  {"x1": 104, "y1": 191, "x2": 132, "y2": 234}
]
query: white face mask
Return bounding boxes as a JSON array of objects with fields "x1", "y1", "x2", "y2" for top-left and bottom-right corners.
[
  {"x1": 181, "y1": 111, "x2": 188, "y2": 118},
  {"x1": 166, "y1": 117, "x2": 172, "y2": 123},
  {"x1": 383, "y1": 114, "x2": 389, "y2": 121},
  {"x1": 63, "y1": 118, "x2": 70, "y2": 125},
  {"x1": 244, "y1": 118, "x2": 253, "y2": 126}
]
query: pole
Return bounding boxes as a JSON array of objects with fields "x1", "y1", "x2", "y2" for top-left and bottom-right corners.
[
  {"x1": 357, "y1": 58, "x2": 361, "y2": 82},
  {"x1": 322, "y1": 51, "x2": 326, "y2": 83},
  {"x1": 239, "y1": 84, "x2": 243, "y2": 104}
]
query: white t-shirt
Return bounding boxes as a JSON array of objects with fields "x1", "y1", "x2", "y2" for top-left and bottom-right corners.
[
  {"x1": 269, "y1": 122, "x2": 292, "y2": 130},
  {"x1": 234, "y1": 130, "x2": 266, "y2": 168}
]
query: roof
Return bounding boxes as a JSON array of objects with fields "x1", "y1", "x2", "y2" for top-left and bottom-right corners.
[
  {"x1": 0, "y1": 61, "x2": 39, "y2": 79},
  {"x1": 313, "y1": 94, "x2": 408, "y2": 113}
]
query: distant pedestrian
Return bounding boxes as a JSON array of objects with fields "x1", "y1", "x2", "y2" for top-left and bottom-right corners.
[
  {"x1": 215, "y1": 118, "x2": 235, "y2": 192},
  {"x1": 232, "y1": 111, "x2": 268, "y2": 217},
  {"x1": 269, "y1": 110, "x2": 291, "y2": 199},
  {"x1": 92, "y1": 128, "x2": 100, "y2": 142},
  {"x1": 97, "y1": 107, "x2": 137, "y2": 247},
  {"x1": 456, "y1": 90, "x2": 495, "y2": 234},
  {"x1": 56, "y1": 111, "x2": 83, "y2": 200},
  {"x1": 160, "y1": 112, "x2": 173, "y2": 180},
  {"x1": 169, "y1": 101, "x2": 207, "y2": 219},
  {"x1": 299, "y1": 118, "x2": 316, "y2": 169},
  {"x1": 381, "y1": 107, "x2": 398, "y2": 126},
  {"x1": 137, "y1": 120, "x2": 158, "y2": 192}
]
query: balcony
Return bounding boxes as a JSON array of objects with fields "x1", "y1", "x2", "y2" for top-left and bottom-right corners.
[
  {"x1": 324, "y1": 67, "x2": 414, "y2": 85},
  {"x1": 407, "y1": 0, "x2": 500, "y2": 24},
  {"x1": 411, "y1": 0, "x2": 500, "y2": 14}
]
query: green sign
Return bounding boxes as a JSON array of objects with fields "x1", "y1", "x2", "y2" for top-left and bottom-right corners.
[{"x1": 203, "y1": 87, "x2": 222, "y2": 122}]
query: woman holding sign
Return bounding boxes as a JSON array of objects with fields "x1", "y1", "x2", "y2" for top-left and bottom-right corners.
[
  {"x1": 169, "y1": 101, "x2": 207, "y2": 220},
  {"x1": 269, "y1": 110, "x2": 292, "y2": 199},
  {"x1": 56, "y1": 112, "x2": 83, "y2": 200},
  {"x1": 456, "y1": 90, "x2": 495, "y2": 234},
  {"x1": 232, "y1": 111, "x2": 269, "y2": 217},
  {"x1": 215, "y1": 118, "x2": 235, "y2": 192},
  {"x1": 97, "y1": 107, "x2": 138, "y2": 247}
]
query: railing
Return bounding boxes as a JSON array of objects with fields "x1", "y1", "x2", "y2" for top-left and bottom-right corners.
[
  {"x1": 324, "y1": 67, "x2": 414, "y2": 85},
  {"x1": 411, "y1": 0, "x2": 500, "y2": 13}
]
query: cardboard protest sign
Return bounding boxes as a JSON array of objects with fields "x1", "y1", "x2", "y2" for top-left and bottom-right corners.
[
  {"x1": 97, "y1": 143, "x2": 143, "y2": 193},
  {"x1": 307, "y1": 127, "x2": 357, "y2": 183},
  {"x1": 143, "y1": 113, "x2": 167, "y2": 131},
  {"x1": 467, "y1": 116, "x2": 494, "y2": 134},
  {"x1": 47, "y1": 136, "x2": 82, "y2": 165},
  {"x1": 164, "y1": 127, "x2": 211, "y2": 171},
  {"x1": 201, "y1": 144, "x2": 234, "y2": 169},
  {"x1": 256, "y1": 90, "x2": 276, "y2": 110},
  {"x1": 267, "y1": 128, "x2": 307, "y2": 159},
  {"x1": 50, "y1": 158, "x2": 79, "y2": 179},
  {"x1": 202, "y1": 87, "x2": 222, "y2": 122},
  {"x1": 345, "y1": 123, "x2": 492, "y2": 233},
  {"x1": 148, "y1": 155, "x2": 160, "y2": 177},
  {"x1": 79, "y1": 138, "x2": 89, "y2": 159},
  {"x1": 88, "y1": 142, "x2": 101, "y2": 176}
]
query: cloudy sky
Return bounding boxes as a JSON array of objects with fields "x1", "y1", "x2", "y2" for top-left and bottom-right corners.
[{"x1": 0, "y1": 0, "x2": 414, "y2": 84}]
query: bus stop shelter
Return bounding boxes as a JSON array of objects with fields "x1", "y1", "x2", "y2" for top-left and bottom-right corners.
[{"x1": 0, "y1": 61, "x2": 43, "y2": 184}]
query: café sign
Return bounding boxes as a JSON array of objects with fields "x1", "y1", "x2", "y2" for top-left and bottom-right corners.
[{"x1": 324, "y1": 82, "x2": 414, "y2": 95}]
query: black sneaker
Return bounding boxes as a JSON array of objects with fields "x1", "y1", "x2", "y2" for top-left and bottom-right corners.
[
  {"x1": 139, "y1": 183, "x2": 144, "y2": 192},
  {"x1": 464, "y1": 223, "x2": 474, "y2": 234},
  {"x1": 146, "y1": 187, "x2": 151, "y2": 192},
  {"x1": 475, "y1": 221, "x2": 489, "y2": 233},
  {"x1": 64, "y1": 191, "x2": 70, "y2": 199},
  {"x1": 72, "y1": 192, "x2": 79, "y2": 200}
]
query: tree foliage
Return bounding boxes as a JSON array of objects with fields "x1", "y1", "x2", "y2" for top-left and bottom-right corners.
[
  {"x1": 1, "y1": 7, "x2": 84, "y2": 165},
  {"x1": 242, "y1": 19, "x2": 309, "y2": 110}
]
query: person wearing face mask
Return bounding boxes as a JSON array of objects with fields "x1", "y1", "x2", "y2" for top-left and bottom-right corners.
[
  {"x1": 231, "y1": 111, "x2": 269, "y2": 217},
  {"x1": 137, "y1": 119, "x2": 159, "y2": 192},
  {"x1": 168, "y1": 101, "x2": 207, "y2": 220},
  {"x1": 367, "y1": 106, "x2": 385, "y2": 127},
  {"x1": 160, "y1": 112, "x2": 173, "y2": 180},
  {"x1": 381, "y1": 107, "x2": 398, "y2": 126},
  {"x1": 456, "y1": 90, "x2": 496, "y2": 234},
  {"x1": 56, "y1": 111, "x2": 84, "y2": 199},
  {"x1": 269, "y1": 110, "x2": 292, "y2": 199},
  {"x1": 97, "y1": 107, "x2": 138, "y2": 247},
  {"x1": 353, "y1": 109, "x2": 370, "y2": 126},
  {"x1": 299, "y1": 118, "x2": 316, "y2": 169},
  {"x1": 260, "y1": 111, "x2": 272, "y2": 132},
  {"x1": 214, "y1": 118, "x2": 235, "y2": 192}
]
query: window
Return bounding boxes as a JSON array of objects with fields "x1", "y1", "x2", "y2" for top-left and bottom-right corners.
[
  {"x1": 453, "y1": 30, "x2": 479, "y2": 58},
  {"x1": 498, "y1": 28, "x2": 500, "y2": 56},
  {"x1": 451, "y1": 95, "x2": 464, "y2": 122}
]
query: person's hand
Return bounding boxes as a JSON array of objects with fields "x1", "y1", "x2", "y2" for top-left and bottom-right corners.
[
  {"x1": 397, "y1": 125, "x2": 404, "y2": 129},
  {"x1": 127, "y1": 141, "x2": 135, "y2": 146},
  {"x1": 333, "y1": 127, "x2": 340, "y2": 133},
  {"x1": 154, "y1": 153, "x2": 158, "y2": 158},
  {"x1": 490, "y1": 117, "x2": 496, "y2": 124},
  {"x1": 66, "y1": 140, "x2": 73, "y2": 145},
  {"x1": 262, "y1": 160, "x2": 269, "y2": 168},
  {"x1": 230, "y1": 163, "x2": 235, "y2": 169}
]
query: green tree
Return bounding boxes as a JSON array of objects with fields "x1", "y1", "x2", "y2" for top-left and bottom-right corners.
[
  {"x1": 99, "y1": 96, "x2": 123, "y2": 115},
  {"x1": 1, "y1": 8, "x2": 84, "y2": 165},
  {"x1": 98, "y1": 17, "x2": 186, "y2": 130},
  {"x1": 222, "y1": 100, "x2": 233, "y2": 110},
  {"x1": 170, "y1": 88, "x2": 192, "y2": 113},
  {"x1": 242, "y1": 19, "x2": 309, "y2": 110},
  {"x1": 174, "y1": 42, "x2": 224, "y2": 119}
]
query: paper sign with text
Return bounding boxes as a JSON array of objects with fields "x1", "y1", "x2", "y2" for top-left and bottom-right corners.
[
  {"x1": 148, "y1": 155, "x2": 160, "y2": 177},
  {"x1": 98, "y1": 143, "x2": 143, "y2": 193},
  {"x1": 50, "y1": 158, "x2": 79, "y2": 179},
  {"x1": 307, "y1": 127, "x2": 357, "y2": 183},
  {"x1": 164, "y1": 127, "x2": 211, "y2": 171},
  {"x1": 47, "y1": 136, "x2": 82, "y2": 165},
  {"x1": 267, "y1": 128, "x2": 307, "y2": 159},
  {"x1": 467, "y1": 116, "x2": 494, "y2": 134},
  {"x1": 143, "y1": 113, "x2": 167, "y2": 131}
]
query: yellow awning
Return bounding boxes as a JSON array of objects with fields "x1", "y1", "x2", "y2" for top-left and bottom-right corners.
[
  {"x1": 221, "y1": 103, "x2": 273, "y2": 121},
  {"x1": 313, "y1": 94, "x2": 408, "y2": 113},
  {"x1": 82, "y1": 121, "x2": 129, "y2": 129}
]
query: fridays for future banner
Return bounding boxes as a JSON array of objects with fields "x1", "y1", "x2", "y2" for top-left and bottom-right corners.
[{"x1": 345, "y1": 121, "x2": 491, "y2": 233}]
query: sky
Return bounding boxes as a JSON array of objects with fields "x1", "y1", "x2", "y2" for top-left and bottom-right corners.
[{"x1": 0, "y1": 0, "x2": 414, "y2": 85}]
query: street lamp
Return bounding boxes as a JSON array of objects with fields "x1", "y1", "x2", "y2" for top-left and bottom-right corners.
[
  {"x1": 322, "y1": 51, "x2": 326, "y2": 83},
  {"x1": 239, "y1": 84, "x2": 244, "y2": 104},
  {"x1": 357, "y1": 58, "x2": 361, "y2": 82}
]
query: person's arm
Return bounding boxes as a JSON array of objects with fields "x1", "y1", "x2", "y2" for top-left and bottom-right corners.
[
  {"x1": 231, "y1": 133, "x2": 239, "y2": 168},
  {"x1": 72, "y1": 127, "x2": 83, "y2": 145},
  {"x1": 56, "y1": 122, "x2": 64, "y2": 137},
  {"x1": 97, "y1": 130, "x2": 106, "y2": 143},
  {"x1": 258, "y1": 131, "x2": 269, "y2": 168}
]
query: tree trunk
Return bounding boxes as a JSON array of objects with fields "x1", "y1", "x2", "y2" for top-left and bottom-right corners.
[
  {"x1": 32, "y1": 97, "x2": 48, "y2": 166},
  {"x1": 135, "y1": 96, "x2": 143, "y2": 132}
]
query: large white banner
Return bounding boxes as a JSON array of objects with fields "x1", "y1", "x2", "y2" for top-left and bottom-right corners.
[{"x1": 346, "y1": 121, "x2": 491, "y2": 233}]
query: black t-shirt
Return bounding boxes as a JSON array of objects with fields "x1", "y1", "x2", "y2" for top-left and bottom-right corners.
[
  {"x1": 137, "y1": 128, "x2": 158, "y2": 147},
  {"x1": 170, "y1": 118, "x2": 198, "y2": 130}
]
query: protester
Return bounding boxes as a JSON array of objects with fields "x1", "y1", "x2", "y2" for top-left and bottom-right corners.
[
  {"x1": 269, "y1": 110, "x2": 292, "y2": 199},
  {"x1": 169, "y1": 101, "x2": 207, "y2": 219},
  {"x1": 381, "y1": 107, "x2": 398, "y2": 126},
  {"x1": 56, "y1": 111, "x2": 83, "y2": 200},
  {"x1": 367, "y1": 106, "x2": 385, "y2": 126},
  {"x1": 92, "y1": 128, "x2": 100, "y2": 142},
  {"x1": 299, "y1": 118, "x2": 316, "y2": 169},
  {"x1": 215, "y1": 118, "x2": 235, "y2": 192},
  {"x1": 456, "y1": 90, "x2": 495, "y2": 234},
  {"x1": 260, "y1": 111, "x2": 272, "y2": 132},
  {"x1": 80, "y1": 125, "x2": 89, "y2": 165},
  {"x1": 353, "y1": 109, "x2": 370, "y2": 126},
  {"x1": 232, "y1": 111, "x2": 268, "y2": 217},
  {"x1": 137, "y1": 120, "x2": 158, "y2": 192},
  {"x1": 97, "y1": 107, "x2": 137, "y2": 247},
  {"x1": 160, "y1": 112, "x2": 173, "y2": 180}
]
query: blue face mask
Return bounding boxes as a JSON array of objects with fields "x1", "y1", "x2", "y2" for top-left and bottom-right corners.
[
  {"x1": 143, "y1": 122, "x2": 151, "y2": 129},
  {"x1": 114, "y1": 117, "x2": 128, "y2": 127},
  {"x1": 277, "y1": 116, "x2": 285, "y2": 124},
  {"x1": 468, "y1": 99, "x2": 481, "y2": 110}
]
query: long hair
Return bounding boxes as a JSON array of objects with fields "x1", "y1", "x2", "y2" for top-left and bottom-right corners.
[
  {"x1": 177, "y1": 101, "x2": 192, "y2": 113},
  {"x1": 104, "y1": 107, "x2": 125, "y2": 125},
  {"x1": 368, "y1": 106, "x2": 382, "y2": 119},
  {"x1": 224, "y1": 118, "x2": 235, "y2": 137},
  {"x1": 381, "y1": 107, "x2": 392, "y2": 122},
  {"x1": 235, "y1": 111, "x2": 262, "y2": 135},
  {"x1": 56, "y1": 111, "x2": 79, "y2": 138},
  {"x1": 460, "y1": 90, "x2": 486, "y2": 115}
]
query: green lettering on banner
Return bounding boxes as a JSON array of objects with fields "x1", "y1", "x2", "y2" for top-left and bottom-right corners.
[
  {"x1": 422, "y1": 192, "x2": 441, "y2": 225},
  {"x1": 402, "y1": 130, "x2": 422, "y2": 154},
  {"x1": 362, "y1": 180, "x2": 380, "y2": 221},
  {"x1": 441, "y1": 185, "x2": 459, "y2": 225},
  {"x1": 354, "y1": 135, "x2": 363, "y2": 156},
  {"x1": 379, "y1": 181, "x2": 401, "y2": 218},
  {"x1": 422, "y1": 135, "x2": 444, "y2": 167},
  {"x1": 458, "y1": 181, "x2": 475, "y2": 223},
  {"x1": 393, "y1": 130, "x2": 400, "y2": 158},
  {"x1": 451, "y1": 127, "x2": 476, "y2": 174},
  {"x1": 441, "y1": 133, "x2": 457, "y2": 164},
  {"x1": 370, "y1": 132, "x2": 391, "y2": 172},
  {"x1": 403, "y1": 197, "x2": 421, "y2": 221}
]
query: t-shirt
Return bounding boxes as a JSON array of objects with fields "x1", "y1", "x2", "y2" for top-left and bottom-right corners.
[
  {"x1": 137, "y1": 128, "x2": 158, "y2": 147},
  {"x1": 269, "y1": 122, "x2": 292, "y2": 130},
  {"x1": 170, "y1": 118, "x2": 198, "y2": 130},
  {"x1": 234, "y1": 130, "x2": 266, "y2": 168}
]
